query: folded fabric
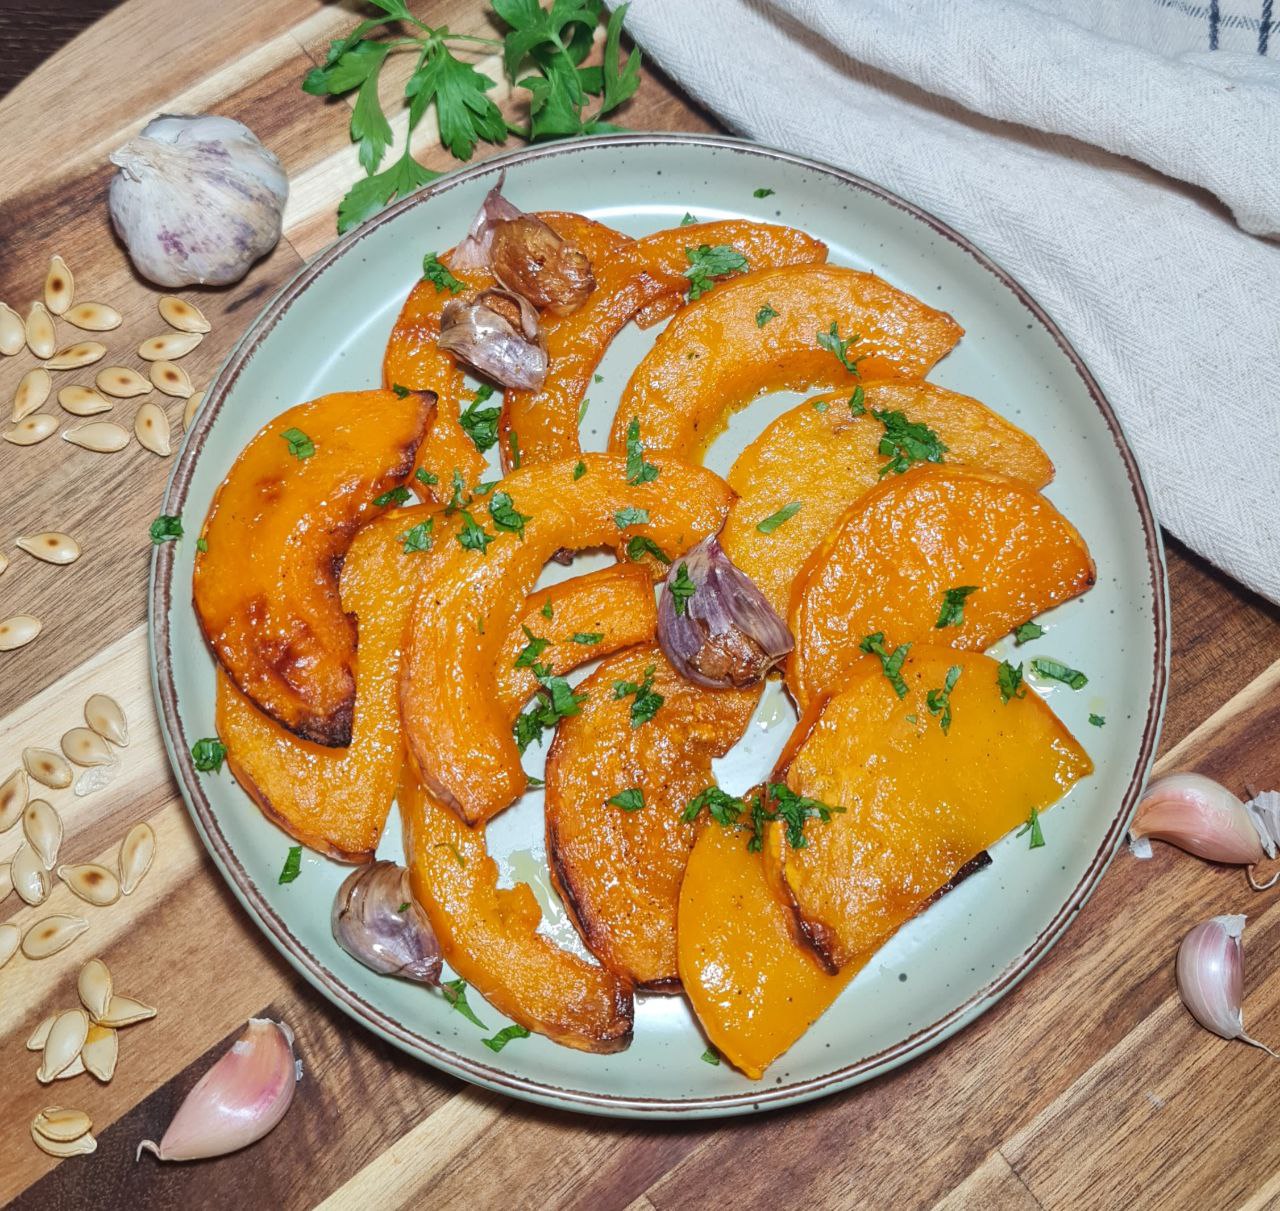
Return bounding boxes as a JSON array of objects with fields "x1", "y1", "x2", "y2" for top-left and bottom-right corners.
[{"x1": 616, "y1": 0, "x2": 1280, "y2": 603}]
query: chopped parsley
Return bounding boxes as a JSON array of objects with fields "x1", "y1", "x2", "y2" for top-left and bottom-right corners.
[
  {"x1": 668, "y1": 563, "x2": 696, "y2": 615},
  {"x1": 397, "y1": 902, "x2": 410, "y2": 913},
  {"x1": 374, "y1": 484, "x2": 412, "y2": 507},
  {"x1": 997, "y1": 659, "x2": 1025, "y2": 704},
  {"x1": 540, "y1": 600, "x2": 554, "y2": 620},
  {"x1": 458, "y1": 386, "x2": 500, "y2": 452},
  {"x1": 935, "y1": 585, "x2": 979, "y2": 629},
  {"x1": 150, "y1": 514, "x2": 183, "y2": 544},
  {"x1": 753, "y1": 186, "x2": 775, "y2": 198},
  {"x1": 926, "y1": 664, "x2": 962, "y2": 734},
  {"x1": 191, "y1": 737, "x2": 227, "y2": 773},
  {"x1": 813, "y1": 400, "x2": 829, "y2": 413},
  {"x1": 614, "y1": 506, "x2": 649, "y2": 529},
  {"x1": 577, "y1": 396, "x2": 590, "y2": 425},
  {"x1": 415, "y1": 467, "x2": 439, "y2": 487},
  {"x1": 680, "y1": 212, "x2": 697, "y2": 226},
  {"x1": 525, "y1": 774, "x2": 545, "y2": 789},
  {"x1": 423, "y1": 251, "x2": 465, "y2": 294},
  {"x1": 570, "y1": 632, "x2": 603, "y2": 645},
  {"x1": 860, "y1": 632, "x2": 911, "y2": 699},
  {"x1": 613, "y1": 663, "x2": 663, "y2": 727},
  {"x1": 593, "y1": 373, "x2": 603, "y2": 383},
  {"x1": 400, "y1": 518, "x2": 434, "y2": 552},
  {"x1": 684, "y1": 244, "x2": 749, "y2": 300},
  {"x1": 1089, "y1": 713, "x2": 1106, "y2": 727},
  {"x1": 514, "y1": 626, "x2": 550, "y2": 669},
  {"x1": 1018, "y1": 807, "x2": 1046, "y2": 849},
  {"x1": 626, "y1": 535, "x2": 671, "y2": 565},
  {"x1": 817, "y1": 322, "x2": 862, "y2": 374},
  {"x1": 456, "y1": 509, "x2": 494, "y2": 553},
  {"x1": 848, "y1": 386, "x2": 866, "y2": 416},
  {"x1": 1013, "y1": 620, "x2": 1045, "y2": 645},
  {"x1": 508, "y1": 430, "x2": 521, "y2": 469},
  {"x1": 756, "y1": 502, "x2": 802, "y2": 534},
  {"x1": 573, "y1": 460, "x2": 587, "y2": 480},
  {"x1": 683, "y1": 786, "x2": 747, "y2": 828},
  {"x1": 514, "y1": 666, "x2": 587, "y2": 752},
  {"x1": 278, "y1": 845, "x2": 303, "y2": 884},
  {"x1": 607, "y1": 787, "x2": 645, "y2": 812},
  {"x1": 1032, "y1": 658, "x2": 1088, "y2": 690},
  {"x1": 874, "y1": 409, "x2": 947, "y2": 476},
  {"x1": 624, "y1": 417, "x2": 660, "y2": 485},
  {"x1": 280, "y1": 426, "x2": 315, "y2": 460},
  {"x1": 196, "y1": 537, "x2": 208, "y2": 553},
  {"x1": 391, "y1": 383, "x2": 411, "y2": 398},
  {"x1": 488, "y1": 490, "x2": 531, "y2": 539},
  {"x1": 700, "y1": 1048, "x2": 721, "y2": 1065},
  {"x1": 482, "y1": 1023, "x2": 531, "y2": 1053},
  {"x1": 442, "y1": 978, "x2": 487, "y2": 1029},
  {"x1": 756, "y1": 302, "x2": 779, "y2": 327},
  {"x1": 766, "y1": 784, "x2": 846, "y2": 850}
]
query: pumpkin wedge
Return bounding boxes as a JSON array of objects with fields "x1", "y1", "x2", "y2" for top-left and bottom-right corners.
[
  {"x1": 401, "y1": 772, "x2": 634, "y2": 1053},
  {"x1": 769, "y1": 646, "x2": 1093, "y2": 971},
  {"x1": 720, "y1": 384, "x2": 1055, "y2": 615},
  {"x1": 501, "y1": 219, "x2": 828, "y2": 469},
  {"x1": 545, "y1": 647, "x2": 759, "y2": 989},
  {"x1": 788, "y1": 464, "x2": 1095, "y2": 708},
  {"x1": 194, "y1": 389, "x2": 434, "y2": 746},
  {"x1": 609, "y1": 264, "x2": 963, "y2": 461},
  {"x1": 400, "y1": 453, "x2": 735, "y2": 825}
]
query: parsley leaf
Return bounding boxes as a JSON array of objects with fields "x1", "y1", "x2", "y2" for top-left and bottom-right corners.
[
  {"x1": 392, "y1": 383, "x2": 412, "y2": 398},
  {"x1": 577, "y1": 396, "x2": 590, "y2": 426},
  {"x1": 762, "y1": 783, "x2": 845, "y2": 851},
  {"x1": 191, "y1": 737, "x2": 227, "y2": 773},
  {"x1": 338, "y1": 149, "x2": 439, "y2": 235},
  {"x1": 680, "y1": 212, "x2": 697, "y2": 226},
  {"x1": 817, "y1": 322, "x2": 862, "y2": 373},
  {"x1": 626, "y1": 534, "x2": 671, "y2": 564},
  {"x1": 997, "y1": 659, "x2": 1025, "y2": 704},
  {"x1": 684, "y1": 244, "x2": 749, "y2": 300},
  {"x1": 570, "y1": 632, "x2": 603, "y2": 645},
  {"x1": 756, "y1": 502, "x2": 802, "y2": 534},
  {"x1": 423, "y1": 251, "x2": 466, "y2": 294},
  {"x1": 281, "y1": 427, "x2": 315, "y2": 459},
  {"x1": 400, "y1": 518, "x2": 434, "y2": 552},
  {"x1": 1013, "y1": 620, "x2": 1045, "y2": 645},
  {"x1": 457, "y1": 510, "x2": 495, "y2": 553},
  {"x1": 442, "y1": 977, "x2": 488, "y2": 1029},
  {"x1": 683, "y1": 786, "x2": 747, "y2": 827},
  {"x1": 813, "y1": 401, "x2": 830, "y2": 413},
  {"x1": 415, "y1": 467, "x2": 439, "y2": 487},
  {"x1": 926, "y1": 664, "x2": 962, "y2": 734},
  {"x1": 1032, "y1": 658, "x2": 1088, "y2": 690},
  {"x1": 860, "y1": 632, "x2": 911, "y2": 699},
  {"x1": 514, "y1": 626, "x2": 550, "y2": 669},
  {"x1": 701, "y1": 1048, "x2": 721, "y2": 1065},
  {"x1": 756, "y1": 302, "x2": 779, "y2": 327},
  {"x1": 459, "y1": 390, "x2": 501, "y2": 451},
  {"x1": 573, "y1": 460, "x2": 587, "y2": 480},
  {"x1": 874, "y1": 409, "x2": 948, "y2": 476},
  {"x1": 407, "y1": 42, "x2": 506, "y2": 161},
  {"x1": 482, "y1": 1023, "x2": 531, "y2": 1053},
  {"x1": 196, "y1": 537, "x2": 208, "y2": 553},
  {"x1": 488, "y1": 491, "x2": 531, "y2": 539},
  {"x1": 668, "y1": 563, "x2": 696, "y2": 615},
  {"x1": 278, "y1": 845, "x2": 303, "y2": 885},
  {"x1": 350, "y1": 45, "x2": 395, "y2": 173},
  {"x1": 1089, "y1": 713, "x2": 1106, "y2": 727},
  {"x1": 1018, "y1": 807, "x2": 1046, "y2": 849},
  {"x1": 935, "y1": 585, "x2": 979, "y2": 629},
  {"x1": 149, "y1": 514, "x2": 183, "y2": 544},
  {"x1": 753, "y1": 186, "x2": 775, "y2": 198},
  {"x1": 613, "y1": 663, "x2": 663, "y2": 727},
  {"x1": 513, "y1": 665, "x2": 587, "y2": 752},
  {"x1": 374, "y1": 485, "x2": 411, "y2": 507},
  {"x1": 607, "y1": 787, "x2": 645, "y2": 811},
  {"x1": 624, "y1": 417, "x2": 660, "y2": 484},
  {"x1": 614, "y1": 506, "x2": 649, "y2": 529},
  {"x1": 540, "y1": 600, "x2": 554, "y2": 619}
]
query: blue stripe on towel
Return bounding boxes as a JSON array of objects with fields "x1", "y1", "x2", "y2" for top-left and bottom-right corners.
[
  {"x1": 1210, "y1": 0, "x2": 1221, "y2": 47},
  {"x1": 1262, "y1": 0, "x2": 1273, "y2": 53}
]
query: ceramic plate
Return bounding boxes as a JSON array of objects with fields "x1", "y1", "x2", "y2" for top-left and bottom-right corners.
[{"x1": 150, "y1": 133, "x2": 1168, "y2": 1118}]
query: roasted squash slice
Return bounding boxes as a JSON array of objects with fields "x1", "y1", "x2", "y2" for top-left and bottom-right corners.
[
  {"x1": 502, "y1": 219, "x2": 828, "y2": 468},
  {"x1": 400, "y1": 453, "x2": 735, "y2": 825},
  {"x1": 609, "y1": 264, "x2": 963, "y2": 461},
  {"x1": 788, "y1": 464, "x2": 1095, "y2": 708},
  {"x1": 401, "y1": 772, "x2": 634, "y2": 1053},
  {"x1": 194, "y1": 389, "x2": 434, "y2": 746},
  {"x1": 769, "y1": 646, "x2": 1093, "y2": 971},
  {"x1": 545, "y1": 647, "x2": 759, "y2": 989},
  {"x1": 720, "y1": 384, "x2": 1055, "y2": 615}
]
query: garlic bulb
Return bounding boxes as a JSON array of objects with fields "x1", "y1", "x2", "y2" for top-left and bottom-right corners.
[
  {"x1": 331, "y1": 861, "x2": 442, "y2": 983},
  {"x1": 108, "y1": 114, "x2": 288, "y2": 287}
]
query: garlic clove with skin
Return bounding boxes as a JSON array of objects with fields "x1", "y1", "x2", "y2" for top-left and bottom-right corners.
[
  {"x1": 451, "y1": 175, "x2": 523, "y2": 271},
  {"x1": 1176, "y1": 915, "x2": 1278, "y2": 1057},
  {"x1": 136, "y1": 1019, "x2": 299, "y2": 1162},
  {"x1": 437, "y1": 287, "x2": 547, "y2": 390},
  {"x1": 1129, "y1": 772, "x2": 1269, "y2": 866},
  {"x1": 331, "y1": 861, "x2": 442, "y2": 984}
]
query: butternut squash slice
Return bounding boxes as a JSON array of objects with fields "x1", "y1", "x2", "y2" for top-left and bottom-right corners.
[
  {"x1": 401, "y1": 772, "x2": 634, "y2": 1053},
  {"x1": 545, "y1": 647, "x2": 759, "y2": 989},
  {"x1": 720, "y1": 383, "x2": 1055, "y2": 615},
  {"x1": 501, "y1": 219, "x2": 828, "y2": 469},
  {"x1": 194, "y1": 389, "x2": 434, "y2": 746},
  {"x1": 400, "y1": 453, "x2": 735, "y2": 825},
  {"x1": 769, "y1": 646, "x2": 1093, "y2": 972},
  {"x1": 787, "y1": 464, "x2": 1095, "y2": 708},
  {"x1": 609, "y1": 264, "x2": 963, "y2": 461}
]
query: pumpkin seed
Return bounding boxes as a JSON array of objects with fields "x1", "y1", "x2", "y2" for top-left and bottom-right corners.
[
  {"x1": 82, "y1": 1024, "x2": 118, "y2": 1081},
  {"x1": 0, "y1": 302, "x2": 25, "y2": 355},
  {"x1": 64, "y1": 421, "x2": 130, "y2": 453},
  {"x1": 62, "y1": 727, "x2": 114, "y2": 767},
  {"x1": 149, "y1": 360, "x2": 192, "y2": 400},
  {"x1": 135, "y1": 401, "x2": 173, "y2": 454},
  {"x1": 52, "y1": 1054, "x2": 86, "y2": 1081},
  {"x1": 0, "y1": 767, "x2": 27, "y2": 830},
  {"x1": 32, "y1": 1106, "x2": 92, "y2": 1143},
  {"x1": 0, "y1": 921, "x2": 18, "y2": 968},
  {"x1": 24, "y1": 798, "x2": 63, "y2": 868},
  {"x1": 58, "y1": 385, "x2": 112, "y2": 416},
  {"x1": 4, "y1": 414, "x2": 58, "y2": 445},
  {"x1": 47, "y1": 343, "x2": 106, "y2": 373},
  {"x1": 13, "y1": 368, "x2": 52, "y2": 421},
  {"x1": 0, "y1": 615, "x2": 43, "y2": 651},
  {"x1": 77, "y1": 958, "x2": 113, "y2": 1019},
  {"x1": 26, "y1": 301, "x2": 56, "y2": 358},
  {"x1": 60, "y1": 864, "x2": 120, "y2": 907},
  {"x1": 182, "y1": 389, "x2": 206, "y2": 431},
  {"x1": 12, "y1": 842, "x2": 51, "y2": 905},
  {"x1": 64, "y1": 302, "x2": 121, "y2": 332},
  {"x1": 31, "y1": 1123, "x2": 96, "y2": 1156},
  {"x1": 96, "y1": 994, "x2": 156, "y2": 1028},
  {"x1": 0, "y1": 862, "x2": 11, "y2": 902},
  {"x1": 118, "y1": 821, "x2": 155, "y2": 894},
  {"x1": 23, "y1": 915, "x2": 89, "y2": 961},
  {"x1": 37, "y1": 1009, "x2": 89, "y2": 1081},
  {"x1": 0, "y1": 552, "x2": 7, "y2": 576},
  {"x1": 138, "y1": 331, "x2": 202, "y2": 361},
  {"x1": 17, "y1": 531, "x2": 81, "y2": 566},
  {"x1": 28, "y1": 1014, "x2": 56, "y2": 1050},
  {"x1": 44, "y1": 256, "x2": 74, "y2": 315},
  {"x1": 85, "y1": 693, "x2": 128, "y2": 746},
  {"x1": 158, "y1": 295, "x2": 211, "y2": 333},
  {"x1": 24, "y1": 746, "x2": 72, "y2": 789},
  {"x1": 95, "y1": 366, "x2": 150, "y2": 398}
]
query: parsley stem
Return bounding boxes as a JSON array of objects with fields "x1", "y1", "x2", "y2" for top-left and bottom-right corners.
[{"x1": 442, "y1": 32, "x2": 505, "y2": 48}]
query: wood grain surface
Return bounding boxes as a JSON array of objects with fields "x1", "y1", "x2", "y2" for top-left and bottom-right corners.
[{"x1": 1, "y1": 3, "x2": 1278, "y2": 1208}]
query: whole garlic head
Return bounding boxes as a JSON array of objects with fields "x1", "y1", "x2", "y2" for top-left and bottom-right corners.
[{"x1": 108, "y1": 114, "x2": 288, "y2": 287}]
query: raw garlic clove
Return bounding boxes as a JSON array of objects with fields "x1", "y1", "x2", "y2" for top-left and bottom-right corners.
[
  {"x1": 1130, "y1": 773, "x2": 1267, "y2": 865},
  {"x1": 1177, "y1": 914, "x2": 1278, "y2": 1057},
  {"x1": 136, "y1": 1019, "x2": 299, "y2": 1162},
  {"x1": 85, "y1": 693, "x2": 129, "y2": 746},
  {"x1": 44, "y1": 256, "x2": 74, "y2": 315}
]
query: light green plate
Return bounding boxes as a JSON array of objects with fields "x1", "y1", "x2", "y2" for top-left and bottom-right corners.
[{"x1": 150, "y1": 134, "x2": 1168, "y2": 1118}]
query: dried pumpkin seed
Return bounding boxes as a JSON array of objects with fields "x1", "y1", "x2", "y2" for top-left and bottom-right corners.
[
  {"x1": 58, "y1": 385, "x2": 113, "y2": 416},
  {"x1": 4, "y1": 415, "x2": 58, "y2": 446},
  {"x1": 23, "y1": 915, "x2": 89, "y2": 961},
  {"x1": 13, "y1": 368, "x2": 52, "y2": 421},
  {"x1": 17, "y1": 531, "x2": 81, "y2": 566},
  {"x1": 45, "y1": 341, "x2": 107, "y2": 371},
  {"x1": 118, "y1": 821, "x2": 154, "y2": 894},
  {"x1": 0, "y1": 615, "x2": 43, "y2": 651},
  {"x1": 44, "y1": 256, "x2": 74, "y2": 315},
  {"x1": 31, "y1": 1122, "x2": 96, "y2": 1156},
  {"x1": 27, "y1": 1016, "x2": 55, "y2": 1051},
  {"x1": 24, "y1": 746, "x2": 73, "y2": 789},
  {"x1": 82, "y1": 1024, "x2": 118, "y2": 1081},
  {"x1": 134, "y1": 401, "x2": 172, "y2": 454},
  {"x1": 63, "y1": 421, "x2": 130, "y2": 453},
  {"x1": 52, "y1": 1054, "x2": 86, "y2": 1081},
  {"x1": 85, "y1": 693, "x2": 128, "y2": 746},
  {"x1": 62, "y1": 727, "x2": 114, "y2": 767},
  {"x1": 37, "y1": 1009, "x2": 89, "y2": 1081},
  {"x1": 32, "y1": 1106, "x2": 92, "y2": 1143},
  {"x1": 96, "y1": 994, "x2": 156, "y2": 1028},
  {"x1": 182, "y1": 389, "x2": 206, "y2": 431},
  {"x1": 12, "y1": 843, "x2": 51, "y2": 906},
  {"x1": 95, "y1": 366, "x2": 150, "y2": 398},
  {"x1": 158, "y1": 295, "x2": 211, "y2": 333},
  {"x1": 0, "y1": 767, "x2": 27, "y2": 830},
  {"x1": 149, "y1": 360, "x2": 192, "y2": 400},
  {"x1": 25, "y1": 301, "x2": 56, "y2": 358},
  {"x1": 138, "y1": 331, "x2": 202, "y2": 361},
  {"x1": 64, "y1": 302, "x2": 121, "y2": 332},
  {"x1": 0, "y1": 302, "x2": 25, "y2": 355},
  {"x1": 59, "y1": 864, "x2": 120, "y2": 907},
  {"x1": 77, "y1": 958, "x2": 113, "y2": 1020},
  {"x1": 0, "y1": 862, "x2": 12, "y2": 903},
  {"x1": 0, "y1": 552, "x2": 7, "y2": 576},
  {"x1": 24, "y1": 798, "x2": 63, "y2": 868},
  {"x1": 0, "y1": 921, "x2": 18, "y2": 968}
]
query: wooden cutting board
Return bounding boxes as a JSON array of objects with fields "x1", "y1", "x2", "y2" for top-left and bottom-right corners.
[{"x1": 2, "y1": 2, "x2": 1280, "y2": 1207}]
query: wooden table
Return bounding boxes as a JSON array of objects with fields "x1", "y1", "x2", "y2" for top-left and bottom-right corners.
[{"x1": 2, "y1": 2, "x2": 1279, "y2": 1207}]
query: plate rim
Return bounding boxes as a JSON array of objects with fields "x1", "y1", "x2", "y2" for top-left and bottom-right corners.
[{"x1": 149, "y1": 131, "x2": 1170, "y2": 1119}]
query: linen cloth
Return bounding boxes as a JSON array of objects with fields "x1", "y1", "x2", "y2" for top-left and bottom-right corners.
[{"x1": 617, "y1": 0, "x2": 1280, "y2": 603}]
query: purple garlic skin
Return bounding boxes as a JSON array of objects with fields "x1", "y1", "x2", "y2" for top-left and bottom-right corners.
[
  {"x1": 451, "y1": 176, "x2": 524, "y2": 271},
  {"x1": 437, "y1": 287, "x2": 548, "y2": 390},
  {"x1": 331, "y1": 861, "x2": 442, "y2": 984}
]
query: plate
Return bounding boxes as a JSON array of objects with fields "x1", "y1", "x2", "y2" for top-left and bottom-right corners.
[{"x1": 150, "y1": 133, "x2": 1168, "y2": 1118}]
